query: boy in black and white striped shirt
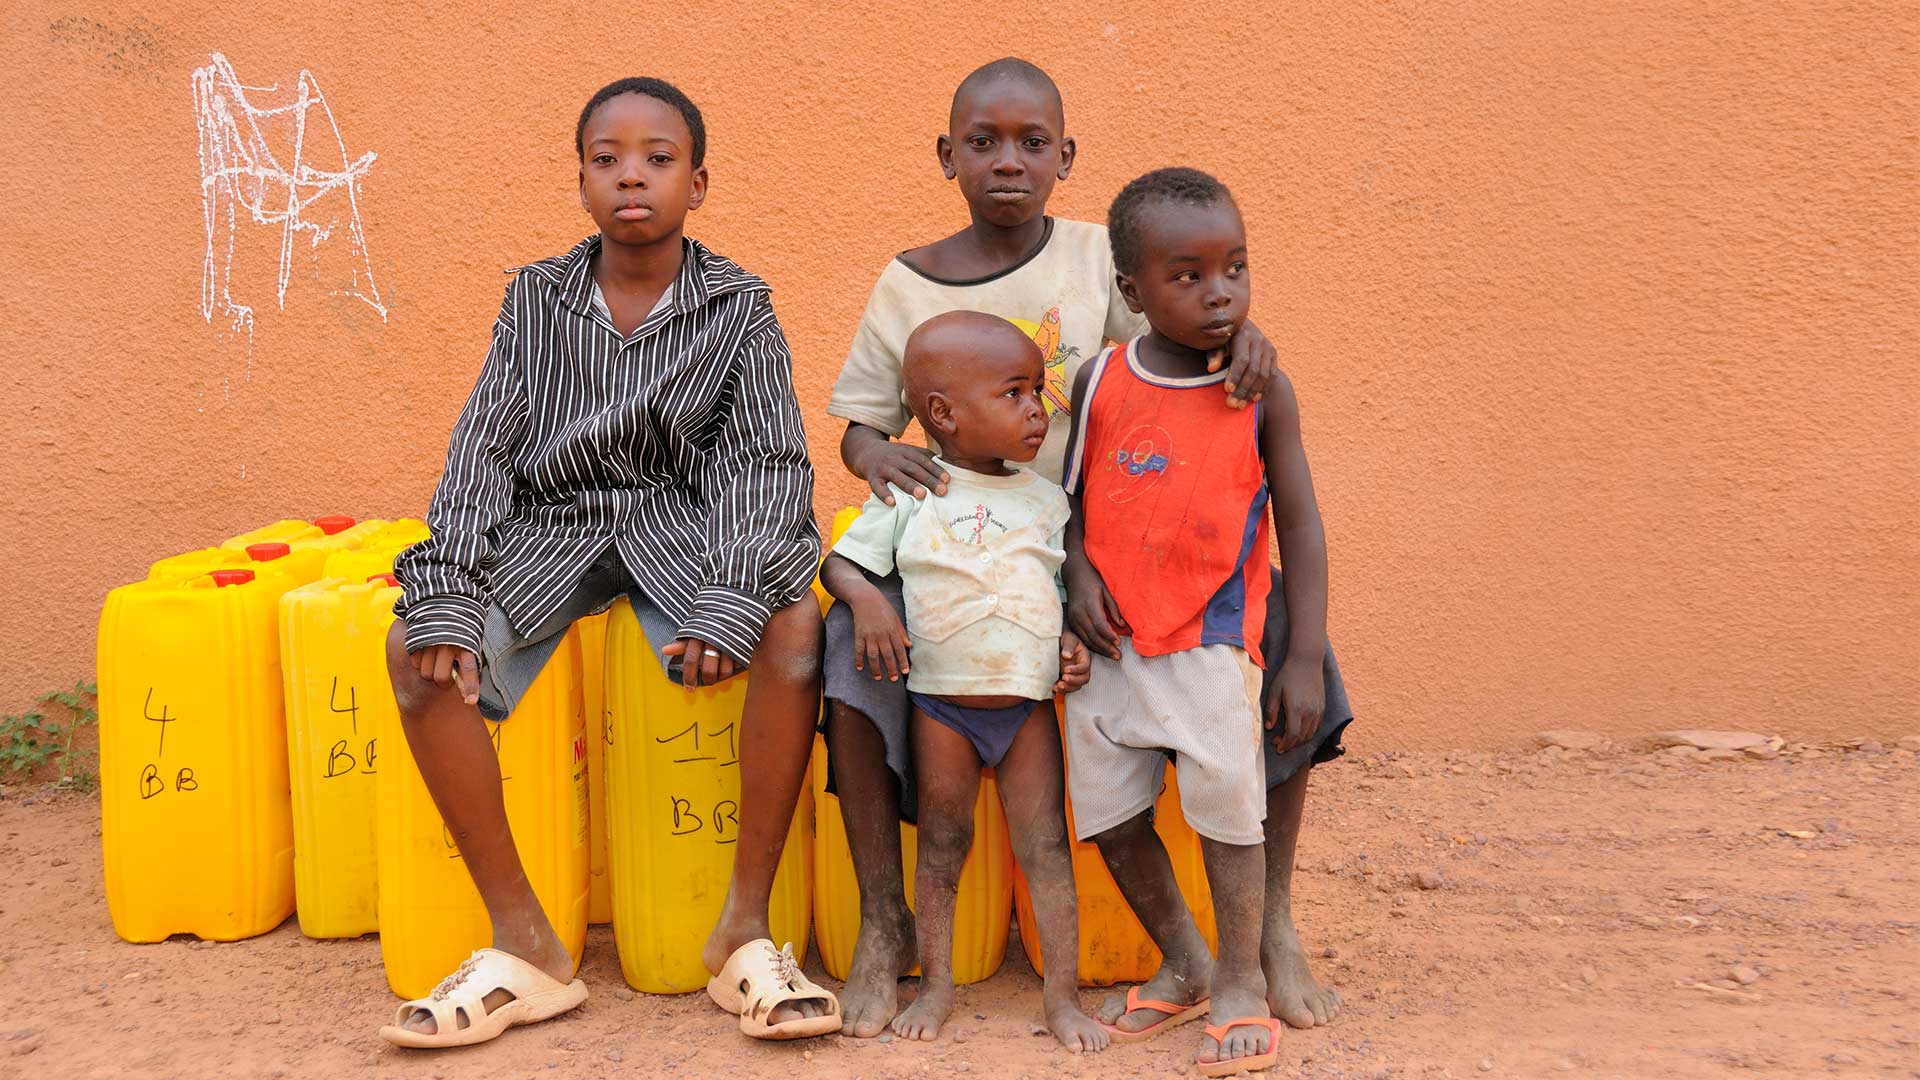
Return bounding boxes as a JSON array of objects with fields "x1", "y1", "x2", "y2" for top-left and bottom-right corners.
[{"x1": 382, "y1": 77, "x2": 837, "y2": 1049}]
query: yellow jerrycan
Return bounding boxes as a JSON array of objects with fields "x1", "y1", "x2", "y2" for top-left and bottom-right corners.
[
  {"x1": 577, "y1": 609, "x2": 613, "y2": 925},
  {"x1": 1012, "y1": 732, "x2": 1217, "y2": 985},
  {"x1": 808, "y1": 735, "x2": 1012, "y2": 984},
  {"x1": 97, "y1": 568, "x2": 298, "y2": 942},
  {"x1": 221, "y1": 519, "x2": 323, "y2": 551},
  {"x1": 809, "y1": 503, "x2": 1014, "y2": 985},
  {"x1": 376, "y1": 626, "x2": 591, "y2": 999},
  {"x1": 278, "y1": 575, "x2": 402, "y2": 939},
  {"x1": 603, "y1": 598, "x2": 813, "y2": 993},
  {"x1": 320, "y1": 519, "x2": 432, "y2": 581}
]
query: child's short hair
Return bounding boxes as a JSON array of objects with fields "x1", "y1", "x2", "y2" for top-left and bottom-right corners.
[
  {"x1": 1107, "y1": 167, "x2": 1236, "y2": 275},
  {"x1": 575, "y1": 77, "x2": 707, "y2": 167}
]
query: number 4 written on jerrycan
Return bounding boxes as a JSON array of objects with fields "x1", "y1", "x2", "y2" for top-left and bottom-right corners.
[
  {"x1": 321, "y1": 676, "x2": 378, "y2": 779},
  {"x1": 139, "y1": 688, "x2": 199, "y2": 799}
]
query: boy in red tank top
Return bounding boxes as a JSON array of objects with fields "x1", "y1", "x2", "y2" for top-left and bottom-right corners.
[{"x1": 1060, "y1": 169, "x2": 1335, "y2": 1076}]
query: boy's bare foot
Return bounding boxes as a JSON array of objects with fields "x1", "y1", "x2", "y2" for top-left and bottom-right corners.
[
  {"x1": 1097, "y1": 952, "x2": 1213, "y2": 1032},
  {"x1": 1196, "y1": 970, "x2": 1276, "y2": 1070},
  {"x1": 702, "y1": 899, "x2": 831, "y2": 1026},
  {"x1": 839, "y1": 905, "x2": 917, "y2": 1037},
  {"x1": 1262, "y1": 921, "x2": 1341, "y2": 1028},
  {"x1": 891, "y1": 979, "x2": 953, "y2": 1041},
  {"x1": 398, "y1": 932, "x2": 575, "y2": 1035},
  {"x1": 1047, "y1": 1000, "x2": 1112, "y2": 1053}
]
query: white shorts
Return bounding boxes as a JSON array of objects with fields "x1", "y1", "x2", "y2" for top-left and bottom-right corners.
[{"x1": 1063, "y1": 639, "x2": 1267, "y2": 846}]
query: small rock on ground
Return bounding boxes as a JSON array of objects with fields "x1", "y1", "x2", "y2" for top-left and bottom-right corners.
[
  {"x1": 1652, "y1": 730, "x2": 1770, "y2": 751},
  {"x1": 1536, "y1": 730, "x2": 1606, "y2": 751}
]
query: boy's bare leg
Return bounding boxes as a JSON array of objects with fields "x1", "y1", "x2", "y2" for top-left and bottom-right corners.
[
  {"x1": 891, "y1": 709, "x2": 980, "y2": 1041},
  {"x1": 1090, "y1": 810, "x2": 1213, "y2": 1031},
  {"x1": 384, "y1": 621, "x2": 572, "y2": 1035},
  {"x1": 700, "y1": 600, "x2": 831, "y2": 1021},
  {"x1": 1262, "y1": 766, "x2": 1341, "y2": 1027},
  {"x1": 992, "y1": 703, "x2": 1108, "y2": 1053},
  {"x1": 1195, "y1": 838, "x2": 1274, "y2": 1070},
  {"x1": 827, "y1": 701, "x2": 917, "y2": 1036}
]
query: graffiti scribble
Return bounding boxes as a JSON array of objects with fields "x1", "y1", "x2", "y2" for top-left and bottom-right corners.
[{"x1": 192, "y1": 52, "x2": 385, "y2": 342}]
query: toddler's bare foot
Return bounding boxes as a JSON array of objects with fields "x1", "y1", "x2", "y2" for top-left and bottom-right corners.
[
  {"x1": 890, "y1": 983, "x2": 953, "y2": 1042},
  {"x1": 839, "y1": 905, "x2": 916, "y2": 1037},
  {"x1": 1047, "y1": 1000, "x2": 1111, "y2": 1053},
  {"x1": 1262, "y1": 922, "x2": 1341, "y2": 1028}
]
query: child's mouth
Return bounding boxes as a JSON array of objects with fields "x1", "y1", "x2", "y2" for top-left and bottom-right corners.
[
  {"x1": 614, "y1": 205, "x2": 654, "y2": 221},
  {"x1": 1201, "y1": 321, "x2": 1235, "y2": 339},
  {"x1": 986, "y1": 189, "x2": 1030, "y2": 203}
]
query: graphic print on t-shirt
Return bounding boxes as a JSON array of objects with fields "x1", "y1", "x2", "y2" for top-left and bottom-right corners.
[
  {"x1": 1104, "y1": 422, "x2": 1176, "y2": 504},
  {"x1": 1007, "y1": 306, "x2": 1081, "y2": 420}
]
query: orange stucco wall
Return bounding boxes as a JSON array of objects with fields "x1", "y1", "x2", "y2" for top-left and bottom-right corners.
[{"x1": 3, "y1": 3, "x2": 1915, "y2": 749}]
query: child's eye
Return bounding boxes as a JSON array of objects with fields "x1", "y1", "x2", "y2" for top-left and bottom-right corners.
[
  {"x1": 1229, "y1": 261, "x2": 1248, "y2": 275},
  {"x1": 593, "y1": 154, "x2": 615, "y2": 165},
  {"x1": 968, "y1": 136, "x2": 993, "y2": 149},
  {"x1": 1176, "y1": 271, "x2": 1200, "y2": 283},
  {"x1": 1024, "y1": 137, "x2": 1049, "y2": 150}
]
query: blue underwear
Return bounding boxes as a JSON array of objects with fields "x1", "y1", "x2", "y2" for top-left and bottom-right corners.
[{"x1": 907, "y1": 693, "x2": 1044, "y2": 768}]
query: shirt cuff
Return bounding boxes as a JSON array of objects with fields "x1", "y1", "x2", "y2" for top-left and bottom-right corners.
[
  {"x1": 678, "y1": 584, "x2": 774, "y2": 665},
  {"x1": 399, "y1": 594, "x2": 488, "y2": 655}
]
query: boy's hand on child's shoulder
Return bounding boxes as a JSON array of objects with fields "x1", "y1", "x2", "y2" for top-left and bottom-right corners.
[
  {"x1": 1063, "y1": 565, "x2": 1129, "y2": 661},
  {"x1": 1209, "y1": 318, "x2": 1279, "y2": 409},
  {"x1": 1053, "y1": 631, "x2": 1091, "y2": 694},
  {"x1": 662, "y1": 637, "x2": 738, "y2": 689},
  {"x1": 1266, "y1": 654, "x2": 1326, "y2": 754},
  {"x1": 410, "y1": 644, "x2": 482, "y2": 705},
  {"x1": 850, "y1": 597, "x2": 912, "y2": 682},
  {"x1": 864, "y1": 441, "x2": 949, "y2": 504}
]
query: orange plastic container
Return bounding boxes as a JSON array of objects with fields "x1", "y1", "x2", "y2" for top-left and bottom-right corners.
[
  {"x1": 375, "y1": 625, "x2": 590, "y2": 999},
  {"x1": 97, "y1": 569, "x2": 298, "y2": 942},
  {"x1": 1012, "y1": 744, "x2": 1217, "y2": 984}
]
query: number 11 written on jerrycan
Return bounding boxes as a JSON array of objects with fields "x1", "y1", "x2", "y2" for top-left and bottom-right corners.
[{"x1": 602, "y1": 599, "x2": 813, "y2": 993}]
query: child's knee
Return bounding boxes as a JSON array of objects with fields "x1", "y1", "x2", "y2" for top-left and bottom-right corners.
[
  {"x1": 916, "y1": 816, "x2": 975, "y2": 879},
  {"x1": 755, "y1": 600, "x2": 823, "y2": 684},
  {"x1": 385, "y1": 620, "x2": 436, "y2": 714},
  {"x1": 1089, "y1": 809, "x2": 1156, "y2": 852}
]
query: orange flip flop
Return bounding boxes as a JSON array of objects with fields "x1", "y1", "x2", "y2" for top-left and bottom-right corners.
[
  {"x1": 1099, "y1": 985, "x2": 1211, "y2": 1044},
  {"x1": 1196, "y1": 1016, "x2": 1282, "y2": 1077}
]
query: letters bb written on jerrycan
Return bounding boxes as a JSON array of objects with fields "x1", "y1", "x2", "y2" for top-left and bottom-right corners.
[
  {"x1": 376, "y1": 625, "x2": 590, "y2": 1000},
  {"x1": 1013, "y1": 746, "x2": 1217, "y2": 985},
  {"x1": 602, "y1": 598, "x2": 813, "y2": 994},
  {"x1": 278, "y1": 575, "x2": 403, "y2": 939},
  {"x1": 97, "y1": 568, "x2": 298, "y2": 942}
]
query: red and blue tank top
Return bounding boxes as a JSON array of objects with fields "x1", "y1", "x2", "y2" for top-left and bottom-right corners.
[{"x1": 1063, "y1": 338, "x2": 1271, "y2": 667}]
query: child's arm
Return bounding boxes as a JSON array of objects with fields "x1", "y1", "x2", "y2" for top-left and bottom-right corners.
[
  {"x1": 820, "y1": 490, "x2": 917, "y2": 681},
  {"x1": 391, "y1": 286, "x2": 530, "y2": 703},
  {"x1": 1059, "y1": 360, "x2": 1130, "y2": 660},
  {"x1": 828, "y1": 280, "x2": 950, "y2": 505},
  {"x1": 671, "y1": 298, "x2": 821, "y2": 685},
  {"x1": 1258, "y1": 370, "x2": 1329, "y2": 752},
  {"x1": 820, "y1": 554, "x2": 912, "y2": 681}
]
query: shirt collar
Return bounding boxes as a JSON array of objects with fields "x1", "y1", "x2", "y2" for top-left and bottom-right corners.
[{"x1": 507, "y1": 234, "x2": 767, "y2": 322}]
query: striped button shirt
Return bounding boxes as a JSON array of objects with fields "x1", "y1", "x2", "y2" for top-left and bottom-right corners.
[{"x1": 394, "y1": 234, "x2": 820, "y2": 664}]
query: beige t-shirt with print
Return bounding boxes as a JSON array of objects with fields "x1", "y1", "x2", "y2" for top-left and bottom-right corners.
[{"x1": 827, "y1": 217, "x2": 1149, "y2": 485}]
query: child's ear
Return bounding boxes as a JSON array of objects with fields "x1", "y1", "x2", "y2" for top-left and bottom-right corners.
[
  {"x1": 1057, "y1": 136, "x2": 1077, "y2": 180},
  {"x1": 1115, "y1": 271, "x2": 1144, "y2": 314},
  {"x1": 579, "y1": 168, "x2": 588, "y2": 211},
  {"x1": 927, "y1": 391, "x2": 958, "y2": 435},
  {"x1": 936, "y1": 134, "x2": 956, "y2": 180},
  {"x1": 688, "y1": 164, "x2": 710, "y2": 211}
]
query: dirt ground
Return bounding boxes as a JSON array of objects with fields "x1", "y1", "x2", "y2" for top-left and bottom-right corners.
[{"x1": 3, "y1": 736, "x2": 1915, "y2": 1080}]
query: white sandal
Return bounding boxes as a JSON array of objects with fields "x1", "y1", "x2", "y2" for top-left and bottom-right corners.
[
  {"x1": 379, "y1": 948, "x2": 588, "y2": 1049},
  {"x1": 705, "y1": 939, "x2": 841, "y2": 1040}
]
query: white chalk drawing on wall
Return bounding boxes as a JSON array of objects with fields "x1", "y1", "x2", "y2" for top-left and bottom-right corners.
[{"x1": 192, "y1": 52, "x2": 386, "y2": 347}]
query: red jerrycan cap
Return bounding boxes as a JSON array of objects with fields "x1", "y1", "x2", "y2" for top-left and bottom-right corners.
[
  {"x1": 314, "y1": 515, "x2": 357, "y2": 535},
  {"x1": 247, "y1": 542, "x2": 291, "y2": 561},
  {"x1": 368, "y1": 573, "x2": 400, "y2": 587},
  {"x1": 211, "y1": 569, "x2": 256, "y2": 587}
]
